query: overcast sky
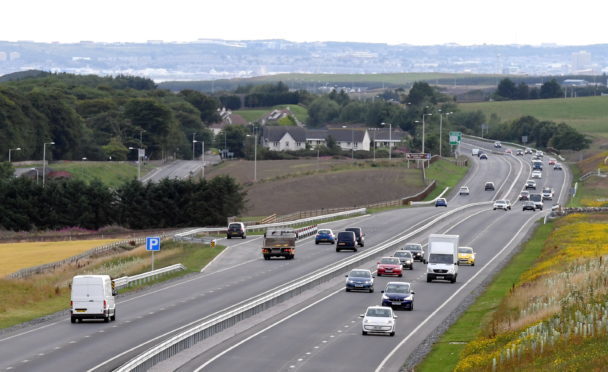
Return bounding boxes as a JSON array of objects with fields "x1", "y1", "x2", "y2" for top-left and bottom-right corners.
[{"x1": 3, "y1": 0, "x2": 607, "y2": 45}]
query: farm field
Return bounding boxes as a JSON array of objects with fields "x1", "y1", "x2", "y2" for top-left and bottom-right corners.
[
  {"x1": 460, "y1": 96, "x2": 608, "y2": 140},
  {"x1": 0, "y1": 239, "x2": 118, "y2": 276},
  {"x1": 235, "y1": 104, "x2": 309, "y2": 124}
]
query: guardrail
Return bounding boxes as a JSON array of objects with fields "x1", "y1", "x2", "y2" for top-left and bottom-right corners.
[
  {"x1": 580, "y1": 169, "x2": 605, "y2": 181},
  {"x1": 410, "y1": 187, "x2": 450, "y2": 206},
  {"x1": 116, "y1": 200, "x2": 493, "y2": 372},
  {"x1": 463, "y1": 134, "x2": 526, "y2": 150},
  {"x1": 113, "y1": 264, "x2": 186, "y2": 290},
  {"x1": 175, "y1": 208, "x2": 367, "y2": 238}
]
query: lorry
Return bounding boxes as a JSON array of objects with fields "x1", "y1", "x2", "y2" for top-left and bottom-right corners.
[
  {"x1": 70, "y1": 275, "x2": 116, "y2": 323},
  {"x1": 471, "y1": 148, "x2": 480, "y2": 156},
  {"x1": 426, "y1": 234, "x2": 460, "y2": 283},
  {"x1": 262, "y1": 228, "x2": 297, "y2": 260}
]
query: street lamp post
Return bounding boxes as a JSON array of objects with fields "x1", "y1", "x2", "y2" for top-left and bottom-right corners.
[
  {"x1": 342, "y1": 126, "x2": 354, "y2": 160},
  {"x1": 8, "y1": 147, "x2": 21, "y2": 162},
  {"x1": 422, "y1": 113, "x2": 432, "y2": 155},
  {"x1": 31, "y1": 168, "x2": 39, "y2": 185},
  {"x1": 42, "y1": 141, "x2": 54, "y2": 187},
  {"x1": 381, "y1": 122, "x2": 392, "y2": 160},
  {"x1": 246, "y1": 132, "x2": 258, "y2": 182},
  {"x1": 440, "y1": 111, "x2": 453, "y2": 157},
  {"x1": 192, "y1": 133, "x2": 197, "y2": 160},
  {"x1": 128, "y1": 147, "x2": 141, "y2": 181}
]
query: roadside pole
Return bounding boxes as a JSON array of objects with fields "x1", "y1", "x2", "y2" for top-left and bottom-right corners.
[{"x1": 146, "y1": 237, "x2": 161, "y2": 271}]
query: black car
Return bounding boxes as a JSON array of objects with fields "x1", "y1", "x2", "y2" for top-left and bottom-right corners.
[
  {"x1": 522, "y1": 201, "x2": 536, "y2": 211},
  {"x1": 479, "y1": 153, "x2": 488, "y2": 160},
  {"x1": 345, "y1": 227, "x2": 365, "y2": 247},
  {"x1": 336, "y1": 231, "x2": 357, "y2": 252},
  {"x1": 226, "y1": 222, "x2": 246, "y2": 239},
  {"x1": 393, "y1": 250, "x2": 414, "y2": 270},
  {"x1": 484, "y1": 182, "x2": 495, "y2": 191},
  {"x1": 402, "y1": 243, "x2": 426, "y2": 264}
]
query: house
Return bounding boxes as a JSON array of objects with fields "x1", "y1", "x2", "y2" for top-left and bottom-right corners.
[
  {"x1": 327, "y1": 127, "x2": 371, "y2": 152},
  {"x1": 305, "y1": 129, "x2": 328, "y2": 148},
  {"x1": 368, "y1": 127, "x2": 407, "y2": 150},
  {"x1": 261, "y1": 126, "x2": 307, "y2": 151}
]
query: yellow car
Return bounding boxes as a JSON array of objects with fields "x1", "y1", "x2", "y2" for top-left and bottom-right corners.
[{"x1": 458, "y1": 246, "x2": 476, "y2": 266}]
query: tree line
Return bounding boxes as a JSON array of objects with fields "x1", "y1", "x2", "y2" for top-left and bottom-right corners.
[{"x1": 0, "y1": 175, "x2": 246, "y2": 231}]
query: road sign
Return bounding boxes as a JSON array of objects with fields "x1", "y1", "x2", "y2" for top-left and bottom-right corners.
[
  {"x1": 138, "y1": 148, "x2": 146, "y2": 158},
  {"x1": 522, "y1": 135, "x2": 528, "y2": 144},
  {"x1": 405, "y1": 153, "x2": 431, "y2": 160},
  {"x1": 146, "y1": 237, "x2": 161, "y2": 251},
  {"x1": 449, "y1": 131, "x2": 462, "y2": 145}
]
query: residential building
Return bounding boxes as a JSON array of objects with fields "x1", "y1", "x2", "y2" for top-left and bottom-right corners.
[{"x1": 261, "y1": 126, "x2": 307, "y2": 151}]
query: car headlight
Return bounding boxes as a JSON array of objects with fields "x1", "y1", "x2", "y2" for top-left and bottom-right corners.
[
  {"x1": 427, "y1": 267, "x2": 433, "y2": 273},
  {"x1": 382, "y1": 294, "x2": 389, "y2": 300},
  {"x1": 405, "y1": 295, "x2": 413, "y2": 300},
  {"x1": 406, "y1": 260, "x2": 412, "y2": 264}
]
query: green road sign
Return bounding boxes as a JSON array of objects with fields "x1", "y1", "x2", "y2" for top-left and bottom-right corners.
[{"x1": 449, "y1": 131, "x2": 462, "y2": 145}]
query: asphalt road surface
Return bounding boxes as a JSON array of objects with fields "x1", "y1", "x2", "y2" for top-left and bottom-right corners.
[{"x1": 0, "y1": 141, "x2": 570, "y2": 372}]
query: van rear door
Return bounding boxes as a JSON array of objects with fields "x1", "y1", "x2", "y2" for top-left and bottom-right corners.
[{"x1": 72, "y1": 278, "x2": 105, "y2": 315}]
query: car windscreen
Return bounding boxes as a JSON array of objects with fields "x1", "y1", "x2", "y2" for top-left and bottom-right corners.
[
  {"x1": 458, "y1": 247, "x2": 472, "y2": 254},
  {"x1": 429, "y1": 253, "x2": 454, "y2": 264},
  {"x1": 229, "y1": 224, "x2": 242, "y2": 229},
  {"x1": 380, "y1": 258, "x2": 400, "y2": 265},
  {"x1": 404, "y1": 245, "x2": 421, "y2": 251},
  {"x1": 345, "y1": 228, "x2": 360, "y2": 237},
  {"x1": 530, "y1": 194, "x2": 542, "y2": 201},
  {"x1": 366, "y1": 308, "x2": 391, "y2": 317},
  {"x1": 338, "y1": 232, "x2": 355, "y2": 240},
  {"x1": 318, "y1": 230, "x2": 331, "y2": 234},
  {"x1": 394, "y1": 251, "x2": 412, "y2": 258},
  {"x1": 385, "y1": 284, "x2": 409, "y2": 294},
  {"x1": 349, "y1": 270, "x2": 370, "y2": 278}
]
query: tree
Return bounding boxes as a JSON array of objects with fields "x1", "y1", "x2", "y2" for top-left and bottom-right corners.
[
  {"x1": 0, "y1": 162, "x2": 15, "y2": 181},
  {"x1": 307, "y1": 97, "x2": 340, "y2": 127},
  {"x1": 515, "y1": 82, "x2": 530, "y2": 100},
  {"x1": 406, "y1": 81, "x2": 436, "y2": 106},
  {"x1": 495, "y1": 78, "x2": 517, "y2": 100},
  {"x1": 178, "y1": 90, "x2": 221, "y2": 123},
  {"x1": 124, "y1": 98, "x2": 173, "y2": 159},
  {"x1": 540, "y1": 79, "x2": 563, "y2": 99},
  {"x1": 101, "y1": 137, "x2": 129, "y2": 161}
]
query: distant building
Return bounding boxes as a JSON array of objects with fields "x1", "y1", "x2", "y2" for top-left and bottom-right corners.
[
  {"x1": 562, "y1": 79, "x2": 589, "y2": 87},
  {"x1": 261, "y1": 126, "x2": 307, "y2": 151},
  {"x1": 571, "y1": 51, "x2": 591, "y2": 72}
]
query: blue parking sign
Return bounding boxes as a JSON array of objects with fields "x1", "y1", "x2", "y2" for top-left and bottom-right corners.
[{"x1": 146, "y1": 237, "x2": 161, "y2": 251}]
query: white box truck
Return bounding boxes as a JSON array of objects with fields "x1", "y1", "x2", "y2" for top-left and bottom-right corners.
[
  {"x1": 426, "y1": 234, "x2": 459, "y2": 283},
  {"x1": 70, "y1": 275, "x2": 116, "y2": 323}
]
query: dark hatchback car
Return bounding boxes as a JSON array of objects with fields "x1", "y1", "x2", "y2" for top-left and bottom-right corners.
[
  {"x1": 381, "y1": 282, "x2": 415, "y2": 310},
  {"x1": 336, "y1": 231, "x2": 358, "y2": 252},
  {"x1": 393, "y1": 250, "x2": 414, "y2": 270},
  {"x1": 345, "y1": 227, "x2": 365, "y2": 247},
  {"x1": 226, "y1": 222, "x2": 246, "y2": 239},
  {"x1": 402, "y1": 243, "x2": 426, "y2": 264}
]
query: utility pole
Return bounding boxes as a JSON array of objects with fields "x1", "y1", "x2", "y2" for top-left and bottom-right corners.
[{"x1": 192, "y1": 133, "x2": 196, "y2": 160}]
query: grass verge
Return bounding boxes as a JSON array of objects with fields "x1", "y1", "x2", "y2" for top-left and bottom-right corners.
[
  {"x1": 0, "y1": 241, "x2": 224, "y2": 329},
  {"x1": 416, "y1": 220, "x2": 552, "y2": 372},
  {"x1": 424, "y1": 159, "x2": 470, "y2": 200}
]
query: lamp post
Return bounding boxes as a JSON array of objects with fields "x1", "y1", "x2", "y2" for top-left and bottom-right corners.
[
  {"x1": 202, "y1": 139, "x2": 205, "y2": 179},
  {"x1": 128, "y1": 147, "x2": 141, "y2": 181},
  {"x1": 342, "y1": 125, "x2": 354, "y2": 160},
  {"x1": 422, "y1": 113, "x2": 432, "y2": 155},
  {"x1": 192, "y1": 133, "x2": 197, "y2": 160},
  {"x1": 381, "y1": 122, "x2": 392, "y2": 160},
  {"x1": 439, "y1": 111, "x2": 453, "y2": 157},
  {"x1": 246, "y1": 132, "x2": 257, "y2": 182},
  {"x1": 8, "y1": 147, "x2": 21, "y2": 162},
  {"x1": 31, "y1": 167, "x2": 39, "y2": 185},
  {"x1": 42, "y1": 141, "x2": 54, "y2": 187}
]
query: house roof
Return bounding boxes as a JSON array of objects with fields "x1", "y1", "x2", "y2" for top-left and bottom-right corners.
[
  {"x1": 305, "y1": 129, "x2": 328, "y2": 140},
  {"x1": 327, "y1": 128, "x2": 367, "y2": 142},
  {"x1": 370, "y1": 128, "x2": 407, "y2": 141},
  {"x1": 262, "y1": 126, "x2": 307, "y2": 142}
]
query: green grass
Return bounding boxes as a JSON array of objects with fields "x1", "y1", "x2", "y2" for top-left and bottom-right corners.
[
  {"x1": 460, "y1": 96, "x2": 608, "y2": 139},
  {"x1": 48, "y1": 161, "x2": 156, "y2": 187},
  {"x1": 424, "y1": 159, "x2": 470, "y2": 200},
  {"x1": 235, "y1": 104, "x2": 309, "y2": 124},
  {"x1": 416, "y1": 221, "x2": 553, "y2": 372}
]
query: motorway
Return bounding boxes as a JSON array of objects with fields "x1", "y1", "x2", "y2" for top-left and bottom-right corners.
[{"x1": 0, "y1": 141, "x2": 570, "y2": 372}]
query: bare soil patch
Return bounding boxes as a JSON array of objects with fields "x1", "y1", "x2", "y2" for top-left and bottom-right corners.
[{"x1": 242, "y1": 168, "x2": 424, "y2": 216}]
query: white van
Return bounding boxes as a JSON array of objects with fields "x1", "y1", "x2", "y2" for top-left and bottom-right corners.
[
  {"x1": 471, "y1": 148, "x2": 480, "y2": 156},
  {"x1": 70, "y1": 275, "x2": 116, "y2": 323}
]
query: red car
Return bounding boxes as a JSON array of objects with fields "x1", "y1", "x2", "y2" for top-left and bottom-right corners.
[
  {"x1": 548, "y1": 158, "x2": 556, "y2": 165},
  {"x1": 376, "y1": 257, "x2": 403, "y2": 277}
]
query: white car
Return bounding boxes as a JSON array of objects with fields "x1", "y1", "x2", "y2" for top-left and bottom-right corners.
[
  {"x1": 360, "y1": 306, "x2": 397, "y2": 336},
  {"x1": 459, "y1": 186, "x2": 470, "y2": 196},
  {"x1": 531, "y1": 170, "x2": 542, "y2": 179},
  {"x1": 493, "y1": 199, "x2": 511, "y2": 211}
]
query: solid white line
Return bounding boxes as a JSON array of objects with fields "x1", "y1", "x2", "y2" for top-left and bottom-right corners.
[
  {"x1": 199, "y1": 236, "x2": 262, "y2": 273},
  {"x1": 374, "y1": 210, "x2": 545, "y2": 372}
]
